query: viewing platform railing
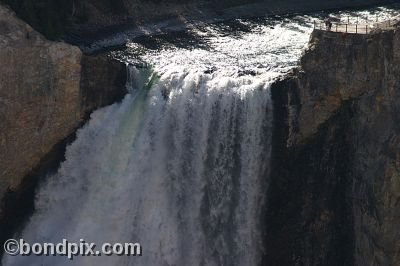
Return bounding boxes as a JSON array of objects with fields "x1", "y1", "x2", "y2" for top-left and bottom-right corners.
[{"x1": 314, "y1": 18, "x2": 400, "y2": 34}]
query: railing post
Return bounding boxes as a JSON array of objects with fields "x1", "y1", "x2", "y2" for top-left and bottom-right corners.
[
  {"x1": 366, "y1": 25, "x2": 368, "y2": 34},
  {"x1": 356, "y1": 24, "x2": 358, "y2": 33},
  {"x1": 336, "y1": 24, "x2": 338, "y2": 32},
  {"x1": 314, "y1": 20, "x2": 315, "y2": 29},
  {"x1": 346, "y1": 24, "x2": 348, "y2": 33}
]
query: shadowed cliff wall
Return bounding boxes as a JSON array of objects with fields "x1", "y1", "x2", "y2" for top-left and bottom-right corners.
[{"x1": 266, "y1": 29, "x2": 400, "y2": 265}]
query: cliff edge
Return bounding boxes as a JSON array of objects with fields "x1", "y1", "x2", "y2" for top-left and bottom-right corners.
[{"x1": 266, "y1": 29, "x2": 400, "y2": 265}]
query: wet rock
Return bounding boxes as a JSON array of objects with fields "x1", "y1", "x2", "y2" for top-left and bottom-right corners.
[
  {"x1": 204, "y1": 66, "x2": 217, "y2": 74},
  {"x1": 238, "y1": 69, "x2": 257, "y2": 76}
]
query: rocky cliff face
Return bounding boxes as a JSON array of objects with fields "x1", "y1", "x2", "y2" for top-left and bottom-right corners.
[
  {"x1": 0, "y1": 5, "x2": 127, "y2": 244},
  {"x1": 0, "y1": 5, "x2": 81, "y2": 198},
  {"x1": 265, "y1": 29, "x2": 400, "y2": 265}
]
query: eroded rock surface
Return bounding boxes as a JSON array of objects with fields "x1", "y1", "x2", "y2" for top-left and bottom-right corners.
[
  {"x1": 0, "y1": 6, "x2": 82, "y2": 198},
  {"x1": 0, "y1": 6, "x2": 126, "y2": 221},
  {"x1": 266, "y1": 29, "x2": 400, "y2": 265}
]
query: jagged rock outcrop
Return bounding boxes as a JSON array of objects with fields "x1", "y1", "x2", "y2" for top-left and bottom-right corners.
[
  {"x1": 0, "y1": 5, "x2": 126, "y2": 231},
  {"x1": 265, "y1": 29, "x2": 400, "y2": 265}
]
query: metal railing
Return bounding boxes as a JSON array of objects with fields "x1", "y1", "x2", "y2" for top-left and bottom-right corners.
[{"x1": 314, "y1": 17, "x2": 400, "y2": 34}]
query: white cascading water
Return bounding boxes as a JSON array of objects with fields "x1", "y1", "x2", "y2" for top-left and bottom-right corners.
[
  {"x1": 4, "y1": 6, "x2": 398, "y2": 266},
  {"x1": 4, "y1": 66, "x2": 273, "y2": 266}
]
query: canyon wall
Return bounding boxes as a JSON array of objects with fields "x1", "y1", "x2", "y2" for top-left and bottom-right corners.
[
  {"x1": 0, "y1": 5, "x2": 127, "y2": 241},
  {"x1": 266, "y1": 29, "x2": 400, "y2": 265}
]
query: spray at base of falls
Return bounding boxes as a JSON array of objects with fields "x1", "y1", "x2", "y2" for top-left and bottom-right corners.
[{"x1": 3, "y1": 65, "x2": 273, "y2": 266}]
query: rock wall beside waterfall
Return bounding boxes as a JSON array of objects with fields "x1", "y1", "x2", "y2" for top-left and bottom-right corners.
[
  {"x1": 266, "y1": 29, "x2": 400, "y2": 265},
  {"x1": 0, "y1": 5, "x2": 127, "y2": 220}
]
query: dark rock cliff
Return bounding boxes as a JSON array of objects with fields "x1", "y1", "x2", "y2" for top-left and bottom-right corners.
[{"x1": 265, "y1": 29, "x2": 400, "y2": 265}]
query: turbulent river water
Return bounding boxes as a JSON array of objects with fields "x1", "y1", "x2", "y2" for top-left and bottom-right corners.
[{"x1": 3, "y1": 5, "x2": 400, "y2": 266}]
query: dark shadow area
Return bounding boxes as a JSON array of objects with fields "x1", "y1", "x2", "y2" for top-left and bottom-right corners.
[
  {"x1": 0, "y1": 0, "x2": 73, "y2": 40},
  {"x1": 263, "y1": 78, "x2": 355, "y2": 266}
]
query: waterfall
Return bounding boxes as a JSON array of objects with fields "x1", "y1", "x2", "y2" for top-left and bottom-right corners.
[
  {"x1": 3, "y1": 12, "x2": 327, "y2": 265},
  {"x1": 4, "y1": 6, "x2": 400, "y2": 266},
  {"x1": 4, "y1": 65, "x2": 273, "y2": 266}
]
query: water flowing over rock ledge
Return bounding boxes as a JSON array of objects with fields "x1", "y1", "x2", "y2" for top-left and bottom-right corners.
[
  {"x1": 2, "y1": 2, "x2": 400, "y2": 264},
  {"x1": 266, "y1": 27, "x2": 400, "y2": 265},
  {"x1": 0, "y1": 5, "x2": 127, "y2": 246}
]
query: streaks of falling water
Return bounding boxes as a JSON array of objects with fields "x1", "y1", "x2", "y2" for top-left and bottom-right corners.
[
  {"x1": 3, "y1": 66, "x2": 272, "y2": 266},
  {"x1": 5, "y1": 6, "x2": 400, "y2": 266}
]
